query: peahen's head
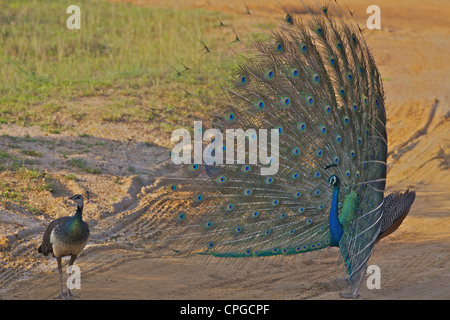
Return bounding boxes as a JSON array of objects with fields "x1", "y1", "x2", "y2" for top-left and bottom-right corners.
[
  {"x1": 69, "y1": 194, "x2": 84, "y2": 208},
  {"x1": 328, "y1": 175, "x2": 340, "y2": 188}
]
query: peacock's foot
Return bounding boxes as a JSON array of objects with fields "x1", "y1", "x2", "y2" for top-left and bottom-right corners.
[
  {"x1": 339, "y1": 290, "x2": 360, "y2": 299},
  {"x1": 53, "y1": 292, "x2": 72, "y2": 300}
]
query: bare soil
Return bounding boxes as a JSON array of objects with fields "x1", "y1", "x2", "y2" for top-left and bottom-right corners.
[{"x1": 1, "y1": 0, "x2": 449, "y2": 300}]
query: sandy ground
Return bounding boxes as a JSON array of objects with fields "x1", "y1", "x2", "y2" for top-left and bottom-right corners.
[{"x1": 1, "y1": 0, "x2": 449, "y2": 300}]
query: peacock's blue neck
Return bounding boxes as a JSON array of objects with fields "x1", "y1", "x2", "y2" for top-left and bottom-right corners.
[{"x1": 329, "y1": 184, "x2": 343, "y2": 246}]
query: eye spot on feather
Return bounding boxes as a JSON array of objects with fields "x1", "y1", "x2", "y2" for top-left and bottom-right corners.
[
  {"x1": 285, "y1": 14, "x2": 293, "y2": 24},
  {"x1": 343, "y1": 115, "x2": 350, "y2": 125},
  {"x1": 329, "y1": 55, "x2": 335, "y2": 66},
  {"x1": 264, "y1": 69, "x2": 275, "y2": 80},
  {"x1": 194, "y1": 194, "x2": 204, "y2": 202},
  {"x1": 300, "y1": 42, "x2": 307, "y2": 53},
  {"x1": 238, "y1": 74, "x2": 248, "y2": 85},
  {"x1": 298, "y1": 122, "x2": 306, "y2": 132},
  {"x1": 216, "y1": 176, "x2": 227, "y2": 184},
  {"x1": 265, "y1": 177, "x2": 274, "y2": 184},
  {"x1": 226, "y1": 112, "x2": 236, "y2": 121},
  {"x1": 275, "y1": 40, "x2": 283, "y2": 52},
  {"x1": 205, "y1": 221, "x2": 213, "y2": 228},
  {"x1": 312, "y1": 73, "x2": 320, "y2": 83},
  {"x1": 347, "y1": 72, "x2": 353, "y2": 81},
  {"x1": 281, "y1": 96, "x2": 291, "y2": 107},
  {"x1": 315, "y1": 24, "x2": 323, "y2": 35}
]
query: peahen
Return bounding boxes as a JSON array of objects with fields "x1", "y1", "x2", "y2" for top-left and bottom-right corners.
[
  {"x1": 38, "y1": 194, "x2": 89, "y2": 299},
  {"x1": 147, "y1": 1, "x2": 416, "y2": 298}
]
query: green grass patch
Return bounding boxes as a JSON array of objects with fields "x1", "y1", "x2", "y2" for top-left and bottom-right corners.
[
  {"x1": 64, "y1": 173, "x2": 79, "y2": 181},
  {"x1": 0, "y1": 0, "x2": 232, "y2": 136},
  {"x1": 68, "y1": 157, "x2": 101, "y2": 174},
  {"x1": 0, "y1": 150, "x2": 11, "y2": 160},
  {"x1": 20, "y1": 149, "x2": 43, "y2": 157}
]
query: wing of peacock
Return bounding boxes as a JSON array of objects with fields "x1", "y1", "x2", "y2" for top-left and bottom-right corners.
[{"x1": 149, "y1": 2, "x2": 388, "y2": 292}]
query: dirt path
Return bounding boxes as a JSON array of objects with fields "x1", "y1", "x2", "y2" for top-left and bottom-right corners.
[{"x1": 1, "y1": 0, "x2": 449, "y2": 300}]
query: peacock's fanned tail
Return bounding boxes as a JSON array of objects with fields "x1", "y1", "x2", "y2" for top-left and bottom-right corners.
[{"x1": 149, "y1": 1, "x2": 388, "y2": 292}]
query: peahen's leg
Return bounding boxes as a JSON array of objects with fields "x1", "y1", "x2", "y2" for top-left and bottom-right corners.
[
  {"x1": 53, "y1": 256, "x2": 68, "y2": 299},
  {"x1": 64, "y1": 255, "x2": 79, "y2": 299}
]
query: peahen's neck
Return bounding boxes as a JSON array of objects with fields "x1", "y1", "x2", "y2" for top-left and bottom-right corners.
[
  {"x1": 73, "y1": 205, "x2": 83, "y2": 222},
  {"x1": 329, "y1": 183, "x2": 343, "y2": 247}
]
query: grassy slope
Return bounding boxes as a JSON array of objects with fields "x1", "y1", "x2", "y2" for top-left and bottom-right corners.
[
  {"x1": 0, "y1": 0, "x2": 237, "y2": 216},
  {"x1": 0, "y1": 0, "x2": 233, "y2": 134}
]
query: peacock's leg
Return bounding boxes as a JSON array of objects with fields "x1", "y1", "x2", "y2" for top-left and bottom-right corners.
[{"x1": 339, "y1": 270, "x2": 365, "y2": 299}]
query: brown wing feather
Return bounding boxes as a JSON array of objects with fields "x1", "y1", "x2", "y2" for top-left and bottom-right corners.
[{"x1": 38, "y1": 217, "x2": 71, "y2": 256}]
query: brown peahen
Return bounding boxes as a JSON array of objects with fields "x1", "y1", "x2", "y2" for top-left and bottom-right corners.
[{"x1": 38, "y1": 194, "x2": 89, "y2": 299}]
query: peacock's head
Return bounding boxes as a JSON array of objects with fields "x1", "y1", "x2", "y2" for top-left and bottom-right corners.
[
  {"x1": 327, "y1": 174, "x2": 340, "y2": 187},
  {"x1": 68, "y1": 194, "x2": 84, "y2": 208}
]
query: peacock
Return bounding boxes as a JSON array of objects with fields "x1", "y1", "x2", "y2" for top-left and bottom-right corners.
[
  {"x1": 146, "y1": 1, "x2": 416, "y2": 298},
  {"x1": 38, "y1": 194, "x2": 90, "y2": 299}
]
